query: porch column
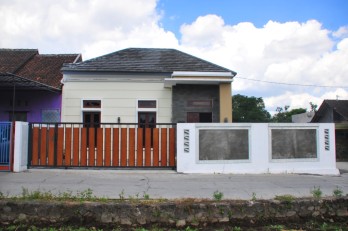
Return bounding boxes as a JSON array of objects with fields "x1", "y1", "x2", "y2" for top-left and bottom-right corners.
[{"x1": 219, "y1": 83, "x2": 232, "y2": 122}]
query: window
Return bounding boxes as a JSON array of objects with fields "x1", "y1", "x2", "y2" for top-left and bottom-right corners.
[
  {"x1": 83, "y1": 100, "x2": 101, "y2": 108},
  {"x1": 137, "y1": 100, "x2": 157, "y2": 146},
  {"x1": 82, "y1": 99, "x2": 102, "y2": 146},
  {"x1": 187, "y1": 112, "x2": 212, "y2": 123},
  {"x1": 138, "y1": 100, "x2": 156, "y2": 108},
  {"x1": 42, "y1": 109, "x2": 60, "y2": 122},
  {"x1": 83, "y1": 112, "x2": 101, "y2": 127}
]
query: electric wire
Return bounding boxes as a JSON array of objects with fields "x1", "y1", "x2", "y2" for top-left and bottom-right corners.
[{"x1": 234, "y1": 76, "x2": 348, "y2": 88}]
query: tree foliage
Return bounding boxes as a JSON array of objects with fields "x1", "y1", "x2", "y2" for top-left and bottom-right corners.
[
  {"x1": 271, "y1": 106, "x2": 307, "y2": 122},
  {"x1": 232, "y1": 94, "x2": 271, "y2": 122}
]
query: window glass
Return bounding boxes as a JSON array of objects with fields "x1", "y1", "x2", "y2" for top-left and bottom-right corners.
[
  {"x1": 138, "y1": 100, "x2": 156, "y2": 108},
  {"x1": 83, "y1": 100, "x2": 101, "y2": 108},
  {"x1": 42, "y1": 109, "x2": 60, "y2": 122}
]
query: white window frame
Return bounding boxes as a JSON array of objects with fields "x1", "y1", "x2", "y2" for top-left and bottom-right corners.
[
  {"x1": 136, "y1": 99, "x2": 158, "y2": 123},
  {"x1": 81, "y1": 98, "x2": 102, "y2": 122}
]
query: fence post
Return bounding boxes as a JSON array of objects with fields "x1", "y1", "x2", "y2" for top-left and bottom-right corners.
[
  {"x1": 54, "y1": 124, "x2": 58, "y2": 167},
  {"x1": 13, "y1": 122, "x2": 29, "y2": 172},
  {"x1": 27, "y1": 123, "x2": 32, "y2": 168}
]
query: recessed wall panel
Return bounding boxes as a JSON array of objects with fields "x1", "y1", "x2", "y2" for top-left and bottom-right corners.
[
  {"x1": 199, "y1": 129, "x2": 249, "y2": 160},
  {"x1": 271, "y1": 129, "x2": 317, "y2": 159}
]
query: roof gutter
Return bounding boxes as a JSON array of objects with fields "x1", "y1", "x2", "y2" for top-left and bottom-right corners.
[{"x1": 172, "y1": 71, "x2": 235, "y2": 77}]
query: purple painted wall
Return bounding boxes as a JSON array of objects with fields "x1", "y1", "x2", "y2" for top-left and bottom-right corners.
[{"x1": 0, "y1": 90, "x2": 61, "y2": 122}]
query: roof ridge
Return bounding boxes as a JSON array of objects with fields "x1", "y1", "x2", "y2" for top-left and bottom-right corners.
[
  {"x1": 38, "y1": 53, "x2": 81, "y2": 56},
  {"x1": 0, "y1": 48, "x2": 38, "y2": 52}
]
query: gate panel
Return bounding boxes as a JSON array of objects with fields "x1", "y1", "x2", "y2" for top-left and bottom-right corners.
[
  {"x1": 161, "y1": 128, "x2": 168, "y2": 167},
  {"x1": 145, "y1": 128, "x2": 151, "y2": 166},
  {"x1": 31, "y1": 127, "x2": 39, "y2": 166},
  {"x1": 120, "y1": 128, "x2": 127, "y2": 166},
  {"x1": 137, "y1": 128, "x2": 143, "y2": 166},
  {"x1": 96, "y1": 128, "x2": 103, "y2": 166},
  {"x1": 81, "y1": 128, "x2": 87, "y2": 166},
  {"x1": 153, "y1": 128, "x2": 159, "y2": 166},
  {"x1": 57, "y1": 127, "x2": 64, "y2": 166},
  {"x1": 0, "y1": 122, "x2": 12, "y2": 171},
  {"x1": 47, "y1": 128, "x2": 55, "y2": 166},
  {"x1": 40, "y1": 127, "x2": 47, "y2": 165},
  {"x1": 88, "y1": 128, "x2": 95, "y2": 166},
  {"x1": 129, "y1": 128, "x2": 135, "y2": 166},
  {"x1": 28, "y1": 123, "x2": 176, "y2": 169},
  {"x1": 169, "y1": 128, "x2": 176, "y2": 167},
  {"x1": 65, "y1": 127, "x2": 72, "y2": 166},
  {"x1": 104, "y1": 128, "x2": 111, "y2": 166},
  {"x1": 112, "y1": 128, "x2": 119, "y2": 166},
  {"x1": 72, "y1": 127, "x2": 80, "y2": 166}
]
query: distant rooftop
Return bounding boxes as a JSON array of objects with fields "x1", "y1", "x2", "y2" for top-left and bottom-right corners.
[
  {"x1": 0, "y1": 49, "x2": 81, "y2": 90},
  {"x1": 62, "y1": 48, "x2": 236, "y2": 75},
  {"x1": 311, "y1": 99, "x2": 348, "y2": 122}
]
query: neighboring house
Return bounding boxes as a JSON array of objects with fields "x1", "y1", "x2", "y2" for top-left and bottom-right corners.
[
  {"x1": 61, "y1": 48, "x2": 236, "y2": 125},
  {"x1": 311, "y1": 99, "x2": 348, "y2": 160},
  {"x1": 291, "y1": 111, "x2": 315, "y2": 123},
  {"x1": 0, "y1": 49, "x2": 81, "y2": 122}
]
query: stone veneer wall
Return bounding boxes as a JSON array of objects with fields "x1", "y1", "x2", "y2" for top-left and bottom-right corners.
[
  {"x1": 1, "y1": 197, "x2": 347, "y2": 228},
  {"x1": 172, "y1": 85, "x2": 219, "y2": 123}
]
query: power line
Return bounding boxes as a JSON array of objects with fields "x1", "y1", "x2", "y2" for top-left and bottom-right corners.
[{"x1": 234, "y1": 76, "x2": 348, "y2": 88}]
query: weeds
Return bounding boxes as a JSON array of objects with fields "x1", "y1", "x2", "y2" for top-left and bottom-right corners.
[
  {"x1": 232, "y1": 226, "x2": 242, "y2": 231},
  {"x1": 311, "y1": 186, "x2": 323, "y2": 199},
  {"x1": 143, "y1": 192, "x2": 150, "y2": 200},
  {"x1": 185, "y1": 227, "x2": 198, "y2": 231},
  {"x1": 118, "y1": 189, "x2": 125, "y2": 200},
  {"x1": 251, "y1": 192, "x2": 257, "y2": 201},
  {"x1": 274, "y1": 194, "x2": 295, "y2": 204},
  {"x1": 266, "y1": 224, "x2": 284, "y2": 231},
  {"x1": 333, "y1": 187, "x2": 343, "y2": 198},
  {"x1": 213, "y1": 190, "x2": 224, "y2": 201}
]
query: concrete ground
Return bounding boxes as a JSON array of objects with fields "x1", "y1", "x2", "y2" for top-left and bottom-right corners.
[{"x1": 1, "y1": 163, "x2": 348, "y2": 200}]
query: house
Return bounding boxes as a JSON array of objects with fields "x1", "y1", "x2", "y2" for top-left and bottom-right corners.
[
  {"x1": 61, "y1": 48, "x2": 236, "y2": 125},
  {"x1": 0, "y1": 49, "x2": 81, "y2": 122},
  {"x1": 311, "y1": 99, "x2": 348, "y2": 160},
  {"x1": 291, "y1": 111, "x2": 315, "y2": 123}
]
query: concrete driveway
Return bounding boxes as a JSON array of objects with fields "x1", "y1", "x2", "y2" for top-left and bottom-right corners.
[{"x1": 1, "y1": 164, "x2": 348, "y2": 200}]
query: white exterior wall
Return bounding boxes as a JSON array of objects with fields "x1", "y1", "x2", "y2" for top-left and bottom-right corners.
[
  {"x1": 177, "y1": 123, "x2": 339, "y2": 175},
  {"x1": 61, "y1": 74, "x2": 172, "y2": 123}
]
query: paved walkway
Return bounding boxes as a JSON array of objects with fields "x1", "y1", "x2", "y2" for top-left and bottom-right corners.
[{"x1": 1, "y1": 163, "x2": 347, "y2": 200}]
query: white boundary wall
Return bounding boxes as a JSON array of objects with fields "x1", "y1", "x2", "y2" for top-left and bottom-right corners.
[
  {"x1": 177, "y1": 123, "x2": 339, "y2": 175},
  {"x1": 13, "y1": 122, "x2": 28, "y2": 172}
]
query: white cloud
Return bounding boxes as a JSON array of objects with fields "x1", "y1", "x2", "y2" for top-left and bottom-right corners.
[
  {"x1": 333, "y1": 26, "x2": 348, "y2": 38},
  {"x1": 1, "y1": 2, "x2": 347, "y2": 114},
  {"x1": 178, "y1": 15, "x2": 348, "y2": 112},
  {"x1": 0, "y1": 0, "x2": 178, "y2": 59}
]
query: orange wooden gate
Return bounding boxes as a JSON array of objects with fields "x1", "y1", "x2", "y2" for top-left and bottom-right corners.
[{"x1": 28, "y1": 123, "x2": 176, "y2": 169}]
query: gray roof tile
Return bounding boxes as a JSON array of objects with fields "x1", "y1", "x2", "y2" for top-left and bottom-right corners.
[{"x1": 62, "y1": 48, "x2": 236, "y2": 75}]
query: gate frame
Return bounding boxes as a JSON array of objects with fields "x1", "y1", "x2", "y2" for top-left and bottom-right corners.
[{"x1": 0, "y1": 121, "x2": 13, "y2": 171}]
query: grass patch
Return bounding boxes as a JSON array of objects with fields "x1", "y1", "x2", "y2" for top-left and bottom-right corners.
[
  {"x1": 213, "y1": 190, "x2": 224, "y2": 201},
  {"x1": 274, "y1": 194, "x2": 295, "y2": 204},
  {"x1": 311, "y1": 186, "x2": 323, "y2": 199}
]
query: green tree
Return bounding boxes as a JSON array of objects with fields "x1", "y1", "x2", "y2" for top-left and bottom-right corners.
[
  {"x1": 272, "y1": 106, "x2": 306, "y2": 122},
  {"x1": 232, "y1": 94, "x2": 271, "y2": 122}
]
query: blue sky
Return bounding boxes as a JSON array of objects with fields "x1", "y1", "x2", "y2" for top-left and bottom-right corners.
[
  {"x1": 158, "y1": 0, "x2": 348, "y2": 37},
  {"x1": 1, "y1": 0, "x2": 347, "y2": 112}
]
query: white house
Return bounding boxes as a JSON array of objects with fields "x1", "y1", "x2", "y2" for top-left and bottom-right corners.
[{"x1": 61, "y1": 48, "x2": 237, "y2": 125}]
